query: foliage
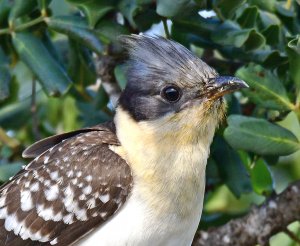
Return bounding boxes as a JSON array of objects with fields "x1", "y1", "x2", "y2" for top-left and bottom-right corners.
[{"x1": 0, "y1": 0, "x2": 300, "y2": 244}]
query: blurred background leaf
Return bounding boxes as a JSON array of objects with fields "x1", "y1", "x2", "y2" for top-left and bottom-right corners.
[{"x1": 1, "y1": 0, "x2": 300, "y2": 245}]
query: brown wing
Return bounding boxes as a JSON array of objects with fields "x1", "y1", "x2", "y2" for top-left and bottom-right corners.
[{"x1": 0, "y1": 123, "x2": 132, "y2": 246}]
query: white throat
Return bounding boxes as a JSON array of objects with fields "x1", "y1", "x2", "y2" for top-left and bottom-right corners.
[{"x1": 113, "y1": 106, "x2": 218, "y2": 217}]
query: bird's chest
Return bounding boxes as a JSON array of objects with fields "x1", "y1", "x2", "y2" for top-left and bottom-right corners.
[
  {"x1": 78, "y1": 178, "x2": 205, "y2": 246},
  {"x1": 78, "y1": 143, "x2": 207, "y2": 246}
]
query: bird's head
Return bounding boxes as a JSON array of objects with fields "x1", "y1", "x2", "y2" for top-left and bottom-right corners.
[{"x1": 117, "y1": 35, "x2": 248, "y2": 145}]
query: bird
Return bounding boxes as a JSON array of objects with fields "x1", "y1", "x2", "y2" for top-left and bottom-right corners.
[{"x1": 0, "y1": 35, "x2": 248, "y2": 246}]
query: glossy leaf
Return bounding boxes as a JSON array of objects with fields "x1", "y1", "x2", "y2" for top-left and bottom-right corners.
[
  {"x1": 0, "y1": 163, "x2": 23, "y2": 182},
  {"x1": 261, "y1": 24, "x2": 280, "y2": 46},
  {"x1": 68, "y1": 39, "x2": 96, "y2": 87},
  {"x1": 0, "y1": 97, "x2": 31, "y2": 128},
  {"x1": 67, "y1": 0, "x2": 117, "y2": 27},
  {"x1": 206, "y1": 158, "x2": 221, "y2": 187},
  {"x1": 38, "y1": 0, "x2": 52, "y2": 10},
  {"x1": 211, "y1": 21, "x2": 265, "y2": 51},
  {"x1": 0, "y1": 47, "x2": 10, "y2": 101},
  {"x1": 237, "y1": 6, "x2": 258, "y2": 28},
  {"x1": 13, "y1": 32, "x2": 72, "y2": 96},
  {"x1": 236, "y1": 64, "x2": 294, "y2": 110},
  {"x1": 250, "y1": 159, "x2": 274, "y2": 196},
  {"x1": 224, "y1": 115, "x2": 300, "y2": 155},
  {"x1": 118, "y1": 0, "x2": 140, "y2": 28},
  {"x1": 8, "y1": 0, "x2": 37, "y2": 22},
  {"x1": 0, "y1": 0, "x2": 13, "y2": 24},
  {"x1": 214, "y1": 0, "x2": 245, "y2": 19},
  {"x1": 47, "y1": 16, "x2": 103, "y2": 54},
  {"x1": 212, "y1": 136, "x2": 252, "y2": 198},
  {"x1": 114, "y1": 64, "x2": 127, "y2": 90},
  {"x1": 156, "y1": 0, "x2": 191, "y2": 18},
  {"x1": 96, "y1": 20, "x2": 130, "y2": 43},
  {"x1": 286, "y1": 36, "x2": 300, "y2": 89}
]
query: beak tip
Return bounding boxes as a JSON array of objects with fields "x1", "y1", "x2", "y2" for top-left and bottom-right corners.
[{"x1": 239, "y1": 80, "x2": 249, "y2": 89}]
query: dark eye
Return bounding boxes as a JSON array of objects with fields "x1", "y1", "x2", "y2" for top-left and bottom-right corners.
[{"x1": 161, "y1": 86, "x2": 181, "y2": 102}]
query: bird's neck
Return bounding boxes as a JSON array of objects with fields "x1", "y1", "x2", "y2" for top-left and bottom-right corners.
[{"x1": 112, "y1": 107, "x2": 217, "y2": 218}]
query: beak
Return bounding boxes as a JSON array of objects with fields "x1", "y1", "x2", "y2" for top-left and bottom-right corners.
[{"x1": 206, "y1": 76, "x2": 249, "y2": 100}]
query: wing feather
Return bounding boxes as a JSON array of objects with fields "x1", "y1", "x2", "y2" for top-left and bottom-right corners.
[{"x1": 0, "y1": 123, "x2": 132, "y2": 245}]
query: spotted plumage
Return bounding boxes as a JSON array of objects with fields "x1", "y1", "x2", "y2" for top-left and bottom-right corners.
[
  {"x1": 0, "y1": 35, "x2": 247, "y2": 246},
  {"x1": 0, "y1": 123, "x2": 132, "y2": 245}
]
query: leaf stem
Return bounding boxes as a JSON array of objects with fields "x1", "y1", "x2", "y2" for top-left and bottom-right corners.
[
  {"x1": 14, "y1": 16, "x2": 45, "y2": 32},
  {"x1": 0, "y1": 16, "x2": 45, "y2": 35},
  {"x1": 31, "y1": 77, "x2": 40, "y2": 141},
  {"x1": 162, "y1": 18, "x2": 170, "y2": 39},
  {"x1": 284, "y1": 228, "x2": 300, "y2": 244},
  {"x1": 0, "y1": 28, "x2": 10, "y2": 35}
]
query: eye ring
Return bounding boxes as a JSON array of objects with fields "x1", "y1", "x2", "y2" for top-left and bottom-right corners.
[{"x1": 161, "y1": 85, "x2": 182, "y2": 103}]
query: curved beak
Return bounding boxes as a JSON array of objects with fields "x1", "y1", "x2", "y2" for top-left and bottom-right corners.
[{"x1": 206, "y1": 76, "x2": 249, "y2": 100}]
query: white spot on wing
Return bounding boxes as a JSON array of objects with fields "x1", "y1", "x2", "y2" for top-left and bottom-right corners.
[
  {"x1": 87, "y1": 198, "x2": 96, "y2": 209},
  {"x1": 85, "y1": 175, "x2": 92, "y2": 182},
  {"x1": 0, "y1": 196, "x2": 6, "y2": 207},
  {"x1": 99, "y1": 194, "x2": 110, "y2": 203},
  {"x1": 53, "y1": 211, "x2": 63, "y2": 221},
  {"x1": 0, "y1": 207, "x2": 8, "y2": 219},
  {"x1": 20, "y1": 190, "x2": 34, "y2": 211},
  {"x1": 63, "y1": 213, "x2": 74, "y2": 224},
  {"x1": 37, "y1": 204, "x2": 55, "y2": 221},
  {"x1": 50, "y1": 171, "x2": 59, "y2": 180},
  {"x1": 5, "y1": 213, "x2": 20, "y2": 232},
  {"x1": 30, "y1": 182, "x2": 40, "y2": 192},
  {"x1": 44, "y1": 156, "x2": 50, "y2": 164},
  {"x1": 83, "y1": 185, "x2": 92, "y2": 195},
  {"x1": 50, "y1": 238, "x2": 58, "y2": 245},
  {"x1": 45, "y1": 184, "x2": 59, "y2": 201}
]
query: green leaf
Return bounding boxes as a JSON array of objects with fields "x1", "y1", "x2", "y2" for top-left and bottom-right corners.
[
  {"x1": 252, "y1": 50, "x2": 288, "y2": 68},
  {"x1": 0, "y1": 97, "x2": 31, "y2": 128},
  {"x1": 95, "y1": 20, "x2": 130, "y2": 43},
  {"x1": 0, "y1": 163, "x2": 23, "y2": 182},
  {"x1": 224, "y1": 115, "x2": 300, "y2": 156},
  {"x1": 118, "y1": 0, "x2": 141, "y2": 28},
  {"x1": 287, "y1": 36, "x2": 300, "y2": 89},
  {"x1": 206, "y1": 158, "x2": 221, "y2": 187},
  {"x1": 47, "y1": 16, "x2": 103, "y2": 54},
  {"x1": 94, "y1": 85, "x2": 109, "y2": 109},
  {"x1": 261, "y1": 24, "x2": 280, "y2": 46},
  {"x1": 134, "y1": 8, "x2": 160, "y2": 31},
  {"x1": 77, "y1": 101, "x2": 111, "y2": 127},
  {"x1": 0, "y1": 0, "x2": 14, "y2": 24},
  {"x1": 211, "y1": 21, "x2": 265, "y2": 51},
  {"x1": 156, "y1": 0, "x2": 191, "y2": 18},
  {"x1": 237, "y1": 6, "x2": 259, "y2": 28},
  {"x1": 8, "y1": 0, "x2": 37, "y2": 22},
  {"x1": 66, "y1": 0, "x2": 116, "y2": 27},
  {"x1": 0, "y1": 47, "x2": 10, "y2": 101},
  {"x1": 13, "y1": 32, "x2": 72, "y2": 96},
  {"x1": 249, "y1": 0, "x2": 276, "y2": 12},
  {"x1": 250, "y1": 158, "x2": 274, "y2": 196},
  {"x1": 38, "y1": 0, "x2": 52, "y2": 10},
  {"x1": 214, "y1": 0, "x2": 246, "y2": 19},
  {"x1": 68, "y1": 39, "x2": 96, "y2": 87},
  {"x1": 114, "y1": 64, "x2": 127, "y2": 90},
  {"x1": 236, "y1": 64, "x2": 294, "y2": 110},
  {"x1": 212, "y1": 136, "x2": 252, "y2": 198}
]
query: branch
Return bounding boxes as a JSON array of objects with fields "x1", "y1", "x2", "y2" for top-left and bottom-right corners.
[
  {"x1": 193, "y1": 181, "x2": 300, "y2": 246},
  {"x1": 94, "y1": 54, "x2": 122, "y2": 108}
]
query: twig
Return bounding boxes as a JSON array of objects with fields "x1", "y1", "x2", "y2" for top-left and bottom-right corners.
[
  {"x1": 193, "y1": 181, "x2": 300, "y2": 246},
  {"x1": 162, "y1": 18, "x2": 170, "y2": 39},
  {"x1": 94, "y1": 54, "x2": 122, "y2": 108},
  {"x1": 284, "y1": 228, "x2": 300, "y2": 245},
  {"x1": 31, "y1": 78, "x2": 40, "y2": 141}
]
